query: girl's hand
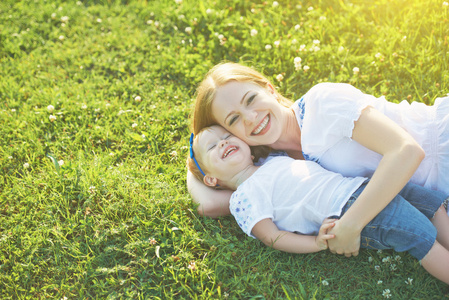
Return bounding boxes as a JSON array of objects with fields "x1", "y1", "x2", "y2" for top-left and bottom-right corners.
[{"x1": 315, "y1": 218, "x2": 337, "y2": 250}]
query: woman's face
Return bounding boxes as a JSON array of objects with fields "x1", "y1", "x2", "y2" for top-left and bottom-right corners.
[{"x1": 211, "y1": 81, "x2": 284, "y2": 146}]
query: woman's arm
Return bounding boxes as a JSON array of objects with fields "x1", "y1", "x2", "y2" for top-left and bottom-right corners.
[
  {"x1": 186, "y1": 170, "x2": 232, "y2": 218},
  {"x1": 251, "y1": 218, "x2": 336, "y2": 254},
  {"x1": 327, "y1": 106, "x2": 425, "y2": 257}
]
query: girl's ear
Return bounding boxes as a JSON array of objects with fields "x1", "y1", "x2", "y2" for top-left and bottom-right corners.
[{"x1": 203, "y1": 175, "x2": 218, "y2": 187}]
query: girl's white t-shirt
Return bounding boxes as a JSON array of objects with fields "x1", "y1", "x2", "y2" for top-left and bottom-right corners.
[
  {"x1": 229, "y1": 156, "x2": 366, "y2": 238},
  {"x1": 295, "y1": 82, "x2": 449, "y2": 194}
]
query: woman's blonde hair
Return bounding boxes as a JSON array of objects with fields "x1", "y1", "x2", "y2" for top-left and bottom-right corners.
[
  {"x1": 191, "y1": 62, "x2": 293, "y2": 135},
  {"x1": 188, "y1": 62, "x2": 290, "y2": 179}
]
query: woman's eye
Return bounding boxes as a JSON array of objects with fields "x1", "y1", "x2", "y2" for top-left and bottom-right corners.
[
  {"x1": 247, "y1": 94, "x2": 256, "y2": 105},
  {"x1": 229, "y1": 115, "x2": 238, "y2": 126}
]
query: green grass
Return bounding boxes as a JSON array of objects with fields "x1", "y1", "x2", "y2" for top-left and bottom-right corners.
[{"x1": 1, "y1": 0, "x2": 449, "y2": 298}]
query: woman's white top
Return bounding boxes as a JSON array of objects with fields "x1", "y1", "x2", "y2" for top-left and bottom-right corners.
[
  {"x1": 294, "y1": 82, "x2": 449, "y2": 194},
  {"x1": 229, "y1": 156, "x2": 366, "y2": 238}
]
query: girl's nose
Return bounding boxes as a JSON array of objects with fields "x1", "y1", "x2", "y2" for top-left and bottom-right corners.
[{"x1": 218, "y1": 139, "x2": 228, "y2": 148}]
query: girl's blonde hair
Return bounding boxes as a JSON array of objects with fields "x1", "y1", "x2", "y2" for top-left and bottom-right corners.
[{"x1": 191, "y1": 62, "x2": 293, "y2": 135}]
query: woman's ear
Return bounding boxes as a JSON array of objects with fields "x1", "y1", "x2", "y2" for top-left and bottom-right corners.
[
  {"x1": 266, "y1": 83, "x2": 276, "y2": 95},
  {"x1": 203, "y1": 175, "x2": 218, "y2": 187}
]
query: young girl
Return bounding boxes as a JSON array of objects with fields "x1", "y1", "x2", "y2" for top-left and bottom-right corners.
[
  {"x1": 187, "y1": 125, "x2": 449, "y2": 285},
  {"x1": 188, "y1": 62, "x2": 449, "y2": 257}
]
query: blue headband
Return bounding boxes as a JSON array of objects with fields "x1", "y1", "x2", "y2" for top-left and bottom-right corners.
[{"x1": 190, "y1": 133, "x2": 205, "y2": 176}]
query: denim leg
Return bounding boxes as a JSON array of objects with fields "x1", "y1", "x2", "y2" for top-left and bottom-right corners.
[{"x1": 359, "y1": 194, "x2": 437, "y2": 261}]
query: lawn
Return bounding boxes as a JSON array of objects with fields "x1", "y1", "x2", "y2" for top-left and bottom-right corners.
[{"x1": 1, "y1": 0, "x2": 449, "y2": 298}]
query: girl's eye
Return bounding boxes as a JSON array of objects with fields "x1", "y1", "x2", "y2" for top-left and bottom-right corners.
[
  {"x1": 229, "y1": 115, "x2": 238, "y2": 126},
  {"x1": 247, "y1": 94, "x2": 256, "y2": 105},
  {"x1": 208, "y1": 144, "x2": 216, "y2": 151},
  {"x1": 225, "y1": 134, "x2": 232, "y2": 140}
]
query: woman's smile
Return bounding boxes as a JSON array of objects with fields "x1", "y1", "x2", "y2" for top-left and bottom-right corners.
[{"x1": 251, "y1": 114, "x2": 271, "y2": 136}]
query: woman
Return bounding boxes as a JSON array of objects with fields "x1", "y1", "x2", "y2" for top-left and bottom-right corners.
[{"x1": 187, "y1": 62, "x2": 449, "y2": 257}]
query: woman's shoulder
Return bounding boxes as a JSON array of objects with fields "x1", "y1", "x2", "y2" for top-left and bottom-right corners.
[{"x1": 305, "y1": 82, "x2": 360, "y2": 100}]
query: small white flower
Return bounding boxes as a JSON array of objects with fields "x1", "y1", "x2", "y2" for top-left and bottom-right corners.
[
  {"x1": 405, "y1": 278, "x2": 413, "y2": 285},
  {"x1": 61, "y1": 297, "x2": 68, "y2": 300},
  {"x1": 11, "y1": 109, "x2": 16, "y2": 112},
  {"x1": 375, "y1": 265, "x2": 380, "y2": 271},
  {"x1": 272, "y1": 1, "x2": 279, "y2": 8},
  {"x1": 49, "y1": 115, "x2": 57, "y2": 122},
  {"x1": 88, "y1": 186, "x2": 96, "y2": 194},
  {"x1": 147, "y1": 20, "x2": 153, "y2": 25},
  {"x1": 61, "y1": 16, "x2": 69, "y2": 23},
  {"x1": 8, "y1": 156, "x2": 13, "y2": 160},
  {"x1": 81, "y1": 104, "x2": 87, "y2": 110},
  {"x1": 321, "y1": 280, "x2": 329, "y2": 286},
  {"x1": 97, "y1": 18, "x2": 102, "y2": 23},
  {"x1": 308, "y1": 6, "x2": 314, "y2": 11},
  {"x1": 319, "y1": 16, "x2": 326, "y2": 21},
  {"x1": 276, "y1": 74, "x2": 284, "y2": 82},
  {"x1": 23, "y1": 163, "x2": 30, "y2": 169},
  {"x1": 313, "y1": 39, "x2": 320, "y2": 45},
  {"x1": 394, "y1": 255, "x2": 401, "y2": 261},
  {"x1": 377, "y1": 280, "x2": 383, "y2": 284},
  {"x1": 390, "y1": 264, "x2": 397, "y2": 271},
  {"x1": 135, "y1": 96, "x2": 142, "y2": 102},
  {"x1": 368, "y1": 257, "x2": 373, "y2": 263},
  {"x1": 375, "y1": 52, "x2": 382, "y2": 59},
  {"x1": 274, "y1": 40, "x2": 280, "y2": 48},
  {"x1": 401, "y1": 35, "x2": 407, "y2": 42},
  {"x1": 175, "y1": 0, "x2": 182, "y2": 4},
  {"x1": 132, "y1": 123, "x2": 138, "y2": 128},
  {"x1": 170, "y1": 151, "x2": 178, "y2": 157},
  {"x1": 51, "y1": 13, "x2": 57, "y2": 19},
  {"x1": 250, "y1": 29, "x2": 258, "y2": 36},
  {"x1": 299, "y1": 44, "x2": 306, "y2": 51},
  {"x1": 109, "y1": 152, "x2": 115, "y2": 156},
  {"x1": 382, "y1": 289, "x2": 391, "y2": 298},
  {"x1": 291, "y1": 38, "x2": 298, "y2": 45},
  {"x1": 353, "y1": 67, "x2": 360, "y2": 74},
  {"x1": 47, "y1": 105, "x2": 55, "y2": 113},
  {"x1": 59, "y1": 35, "x2": 65, "y2": 41},
  {"x1": 303, "y1": 65, "x2": 310, "y2": 72},
  {"x1": 141, "y1": 134, "x2": 146, "y2": 139},
  {"x1": 338, "y1": 46, "x2": 345, "y2": 51},
  {"x1": 443, "y1": 1, "x2": 448, "y2": 7},
  {"x1": 265, "y1": 44, "x2": 272, "y2": 50},
  {"x1": 58, "y1": 160, "x2": 64, "y2": 166},
  {"x1": 295, "y1": 24, "x2": 300, "y2": 30},
  {"x1": 185, "y1": 27, "x2": 192, "y2": 34}
]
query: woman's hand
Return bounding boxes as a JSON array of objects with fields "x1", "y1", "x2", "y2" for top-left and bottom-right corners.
[
  {"x1": 315, "y1": 218, "x2": 336, "y2": 250},
  {"x1": 326, "y1": 219, "x2": 361, "y2": 257}
]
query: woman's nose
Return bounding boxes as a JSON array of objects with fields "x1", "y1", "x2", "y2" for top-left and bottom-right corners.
[{"x1": 243, "y1": 110, "x2": 257, "y2": 125}]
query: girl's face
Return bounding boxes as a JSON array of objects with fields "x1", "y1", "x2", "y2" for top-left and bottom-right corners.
[
  {"x1": 211, "y1": 81, "x2": 284, "y2": 146},
  {"x1": 194, "y1": 125, "x2": 252, "y2": 182}
]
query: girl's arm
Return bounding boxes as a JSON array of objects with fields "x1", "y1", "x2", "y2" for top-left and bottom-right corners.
[
  {"x1": 251, "y1": 218, "x2": 336, "y2": 254},
  {"x1": 187, "y1": 170, "x2": 232, "y2": 218},
  {"x1": 327, "y1": 106, "x2": 425, "y2": 257}
]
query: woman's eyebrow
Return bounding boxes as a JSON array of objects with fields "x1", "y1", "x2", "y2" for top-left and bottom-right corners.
[{"x1": 224, "y1": 90, "x2": 251, "y2": 124}]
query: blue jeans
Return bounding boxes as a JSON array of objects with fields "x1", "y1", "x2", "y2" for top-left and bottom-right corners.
[{"x1": 340, "y1": 182, "x2": 447, "y2": 260}]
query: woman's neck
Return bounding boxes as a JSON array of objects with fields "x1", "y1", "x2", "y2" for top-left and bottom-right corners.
[{"x1": 270, "y1": 107, "x2": 303, "y2": 158}]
